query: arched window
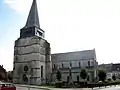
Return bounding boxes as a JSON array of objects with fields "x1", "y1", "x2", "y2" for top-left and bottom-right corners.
[
  {"x1": 79, "y1": 62, "x2": 81, "y2": 67},
  {"x1": 62, "y1": 63, "x2": 64, "y2": 68},
  {"x1": 13, "y1": 65, "x2": 15, "y2": 70},
  {"x1": 41, "y1": 65, "x2": 43, "y2": 78},
  {"x1": 67, "y1": 76, "x2": 69, "y2": 82},
  {"x1": 53, "y1": 64, "x2": 55, "y2": 68},
  {"x1": 70, "y1": 62, "x2": 72, "y2": 67},
  {"x1": 88, "y1": 61, "x2": 90, "y2": 67},
  {"x1": 77, "y1": 75, "x2": 79, "y2": 82}
]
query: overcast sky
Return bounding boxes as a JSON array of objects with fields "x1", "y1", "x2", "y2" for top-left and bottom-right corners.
[{"x1": 1, "y1": 0, "x2": 120, "y2": 71}]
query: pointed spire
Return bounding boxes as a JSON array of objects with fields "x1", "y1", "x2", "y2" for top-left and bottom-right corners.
[{"x1": 23, "y1": 0, "x2": 40, "y2": 28}]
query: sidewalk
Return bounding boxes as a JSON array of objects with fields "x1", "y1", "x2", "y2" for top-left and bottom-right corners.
[
  {"x1": 15, "y1": 84, "x2": 92, "y2": 90},
  {"x1": 92, "y1": 85, "x2": 119, "y2": 90},
  {"x1": 15, "y1": 84, "x2": 50, "y2": 90}
]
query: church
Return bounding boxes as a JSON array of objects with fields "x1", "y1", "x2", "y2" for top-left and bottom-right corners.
[{"x1": 13, "y1": 0, "x2": 98, "y2": 85}]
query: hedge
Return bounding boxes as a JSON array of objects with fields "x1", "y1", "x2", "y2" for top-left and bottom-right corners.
[{"x1": 55, "y1": 80, "x2": 120, "y2": 88}]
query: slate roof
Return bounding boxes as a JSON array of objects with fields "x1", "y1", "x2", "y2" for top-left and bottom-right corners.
[
  {"x1": 52, "y1": 49, "x2": 96, "y2": 62},
  {"x1": 23, "y1": 0, "x2": 40, "y2": 29}
]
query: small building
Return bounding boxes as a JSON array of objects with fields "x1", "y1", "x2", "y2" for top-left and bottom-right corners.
[
  {"x1": 111, "y1": 63, "x2": 120, "y2": 79},
  {"x1": 98, "y1": 63, "x2": 120, "y2": 79}
]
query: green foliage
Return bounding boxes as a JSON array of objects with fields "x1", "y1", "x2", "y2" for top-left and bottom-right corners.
[
  {"x1": 0, "y1": 73, "x2": 6, "y2": 80},
  {"x1": 98, "y1": 69, "x2": 106, "y2": 82},
  {"x1": 107, "y1": 78, "x2": 111, "y2": 82},
  {"x1": 115, "y1": 79, "x2": 120, "y2": 82},
  {"x1": 55, "y1": 81, "x2": 62, "y2": 88},
  {"x1": 0, "y1": 74, "x2": 2, "y2": 80},
  {"x1": 40, "y1": 83, "x2": 55, "y2": 88},
  {"x1": 112, "y1": 74, "x2": 116, "y2": 81},
  {"x1": 7, "y1": 71, "x2": 13, "y2": 81},
  {"x1": 56, "y1": 69, "x2": 61, "y2": 81},
  {"x1": 96, "y1": 81, "x2": 103, "y2": 84},
  {"x1": 80, "y1": 68, "x2": 88, "y2": 80}
]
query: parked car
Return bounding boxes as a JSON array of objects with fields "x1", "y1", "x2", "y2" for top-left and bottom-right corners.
[{"x1": 0, "y1": 81, "x2": 16, "y2": 90}]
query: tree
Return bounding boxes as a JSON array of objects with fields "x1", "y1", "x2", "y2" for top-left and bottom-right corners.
[
  {"x1": 7, "y1": 71, "x2": 13, "y2": 82},
  {"x1": 80, "y1": 68, "x2": 88, "y2": 81},
  {"x1": 98, "y1": 69, "x2": 106, "y2": 82},
  {"x1": 112, "y1": 74, "x2": 116, "y2": 81},
  {"x1": 56, "y1": 69, "x2": 61, "y2": 81},
  {"x1": 107, "y1": 78, "x2": 111, "y2": 81},
  {"x1": 0, "y1": 72, "x2": 7, "y2": 80},
  {"x1": 0, "y1": 73, "x2": 3, "y2": 80}
]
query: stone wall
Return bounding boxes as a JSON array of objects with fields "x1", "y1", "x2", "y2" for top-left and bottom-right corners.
[{"x1": 13, "y1": 36, "x2": 52, "y2": 85}]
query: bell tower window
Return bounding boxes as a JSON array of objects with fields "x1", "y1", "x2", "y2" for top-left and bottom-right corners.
[{"x1": 36, "y1": 30, "x2": 42, "y2": 36}]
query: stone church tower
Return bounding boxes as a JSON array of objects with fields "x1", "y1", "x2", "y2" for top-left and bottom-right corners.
[{"x1": 13, "y1": 0, "x2": 52, "y2": 85}]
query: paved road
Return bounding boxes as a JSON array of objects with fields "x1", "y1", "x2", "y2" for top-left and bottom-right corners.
[
  {"x1": 16, "y1": 86, "x2": 120, "y2": 90},
  {"x1": 93, "y1": 86, "x2": 120, "y2": 90}
]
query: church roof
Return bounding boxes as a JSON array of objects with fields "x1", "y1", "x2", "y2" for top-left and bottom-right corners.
[
  {"x1": 23, "y1": 0, "x2": 40, "y2": 29},
  {"x1": 51, "y1": 49, "x2": 96, "y2": 61}
]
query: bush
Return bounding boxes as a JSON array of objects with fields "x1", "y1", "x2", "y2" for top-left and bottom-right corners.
[
  {"x1": 56, "y1": 70, "x2": 61, "y2": 81},
  {"x1": 112, "y1": 75, "x2": 116, "y2": 81},
  {"x1": 55, "y1": 81, "x2": 62, "y2": 88},
  {"x1": 98, "y1": 69, "x2": 106, "y2": 82},
  {"x1": 40, "y1": 82, "x2": 55, "y2": 88},
  {"x1": 113, "y1": 79, "x2": 120, "y2": 85},
  {"x1": 107, "y1": 78, "x2": 111, "y2": 81},
  {"x1": 80, "y1": 68, "x2": 88, "y2": 81}
]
